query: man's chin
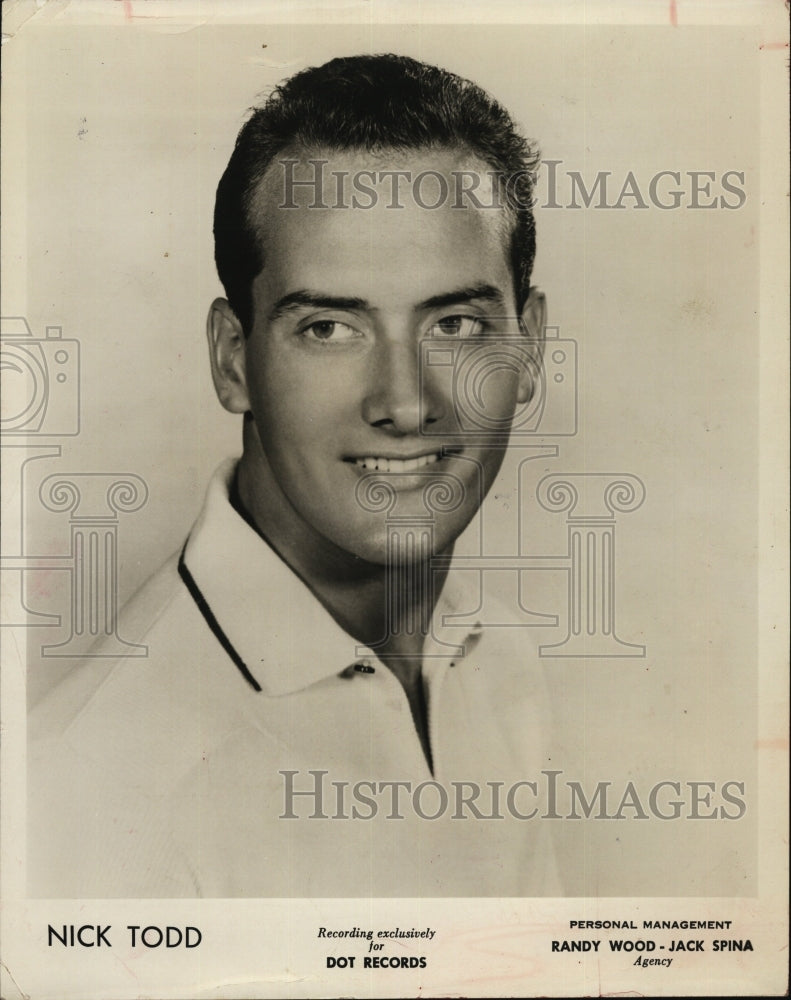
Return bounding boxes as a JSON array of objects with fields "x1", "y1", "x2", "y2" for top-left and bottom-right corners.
[{"x1": 337, "y1": 521, "x2": 460, "y2": 570}]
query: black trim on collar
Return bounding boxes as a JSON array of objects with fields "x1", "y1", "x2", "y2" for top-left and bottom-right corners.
[{"x1": 177, "y1": 540, "x2": 262, "y2": 693}]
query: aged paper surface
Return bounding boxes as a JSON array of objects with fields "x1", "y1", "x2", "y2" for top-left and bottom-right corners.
[{"x1": 1, "y1": 0, "x2": 787, "y2": 996}]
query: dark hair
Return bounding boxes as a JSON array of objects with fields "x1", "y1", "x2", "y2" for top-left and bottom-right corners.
[{"x1": 214, "y1": 54, "x2": 540, "y2": 333}]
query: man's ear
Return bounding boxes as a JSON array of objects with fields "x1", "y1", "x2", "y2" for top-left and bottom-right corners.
[
  {"x1": 517, "y1": 287, "x2": 547, "y2": 404},
  {"x1": 206, "y1": 298, "x2": 251, "y2": 414}
]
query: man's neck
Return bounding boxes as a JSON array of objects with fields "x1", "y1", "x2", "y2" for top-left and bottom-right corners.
[
  {"x1": 232, "y1": 454, "x2": 449, "y2": 661},
  {"x1": 233, "y1": 444, "x2": 447, "y2": 773}
]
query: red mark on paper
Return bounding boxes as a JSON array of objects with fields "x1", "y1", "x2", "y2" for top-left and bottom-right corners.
[
  {"x1": 759, "y1": 41, "x2": 789, "y2": 50},
  {"x1": 755, "y1": 737, "x2": 789, "y2": 750},
  {"x1": 669, "y1": 0, "x2": 678, "y2": 26}
]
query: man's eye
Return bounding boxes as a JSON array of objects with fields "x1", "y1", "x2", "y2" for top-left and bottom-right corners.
[
  {"x1": 428, "y1": 315, "x2": 485, "y2": 338},
  {"x1": 301, "y1": 320, "x2": 360, "y2": 343}
]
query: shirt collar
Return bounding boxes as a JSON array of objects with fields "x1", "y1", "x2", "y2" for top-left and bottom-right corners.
[{"x1": 182, "y1": 459, "x2": 483, "y2": 696}]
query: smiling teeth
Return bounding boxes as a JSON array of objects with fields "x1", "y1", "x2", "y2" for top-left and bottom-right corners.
[{"x1": 355, "y1": 453, "x2": 441, "y2": 472}]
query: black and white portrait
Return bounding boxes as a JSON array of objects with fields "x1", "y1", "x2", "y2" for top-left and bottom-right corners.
[{"x1": 1, "y1": 4, "x2": 786, "y2": 998}]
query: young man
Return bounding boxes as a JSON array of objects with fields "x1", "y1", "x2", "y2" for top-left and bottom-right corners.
[{"x1": 29, "y1": 54, "x2": 560, "y2": 897}]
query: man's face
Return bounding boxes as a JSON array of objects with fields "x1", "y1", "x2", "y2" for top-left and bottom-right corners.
[{"x1": 212, "y1": 148, "x2": 543, "y2": 567}]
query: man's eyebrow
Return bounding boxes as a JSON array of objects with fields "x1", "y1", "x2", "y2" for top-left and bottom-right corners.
[
  {"x1": 417, "y1": 284, "x2": 508, "y2": 312},
  {"x1": 266, "y1": 283, "x2": 509, "y2": 323},
  {"x1": 267, "y1": 290, "x2": 371, "y2": 323}
]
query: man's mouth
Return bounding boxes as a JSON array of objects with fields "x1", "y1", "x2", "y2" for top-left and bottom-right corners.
[{"x1": 348, "y1": 449, "x2": 461, "y2": 473}]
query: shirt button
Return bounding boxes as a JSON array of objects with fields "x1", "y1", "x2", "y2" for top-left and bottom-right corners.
[{"x1": 354, "y1": 658, "x2": 375, "y2": 674}]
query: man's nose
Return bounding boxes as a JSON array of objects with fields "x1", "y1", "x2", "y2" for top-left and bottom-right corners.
[{"x1": 361, "y1": 336, "x2": 443, "y2": 435}]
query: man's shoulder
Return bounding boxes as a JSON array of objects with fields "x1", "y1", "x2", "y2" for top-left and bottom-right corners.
[
  {"x1": 29, "y1": 549, "x2": 186, "y2": 735},
  {"x1": 27, "y1": 539, "x2": 256, "y2": 786},
  {"x1": 450, "y1": 572, "x2": 547, "y2": 675}
]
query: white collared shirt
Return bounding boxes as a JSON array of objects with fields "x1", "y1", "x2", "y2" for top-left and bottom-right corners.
[{"x1": 28, "y1": 460, "x2": 561, "y2": 897}]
